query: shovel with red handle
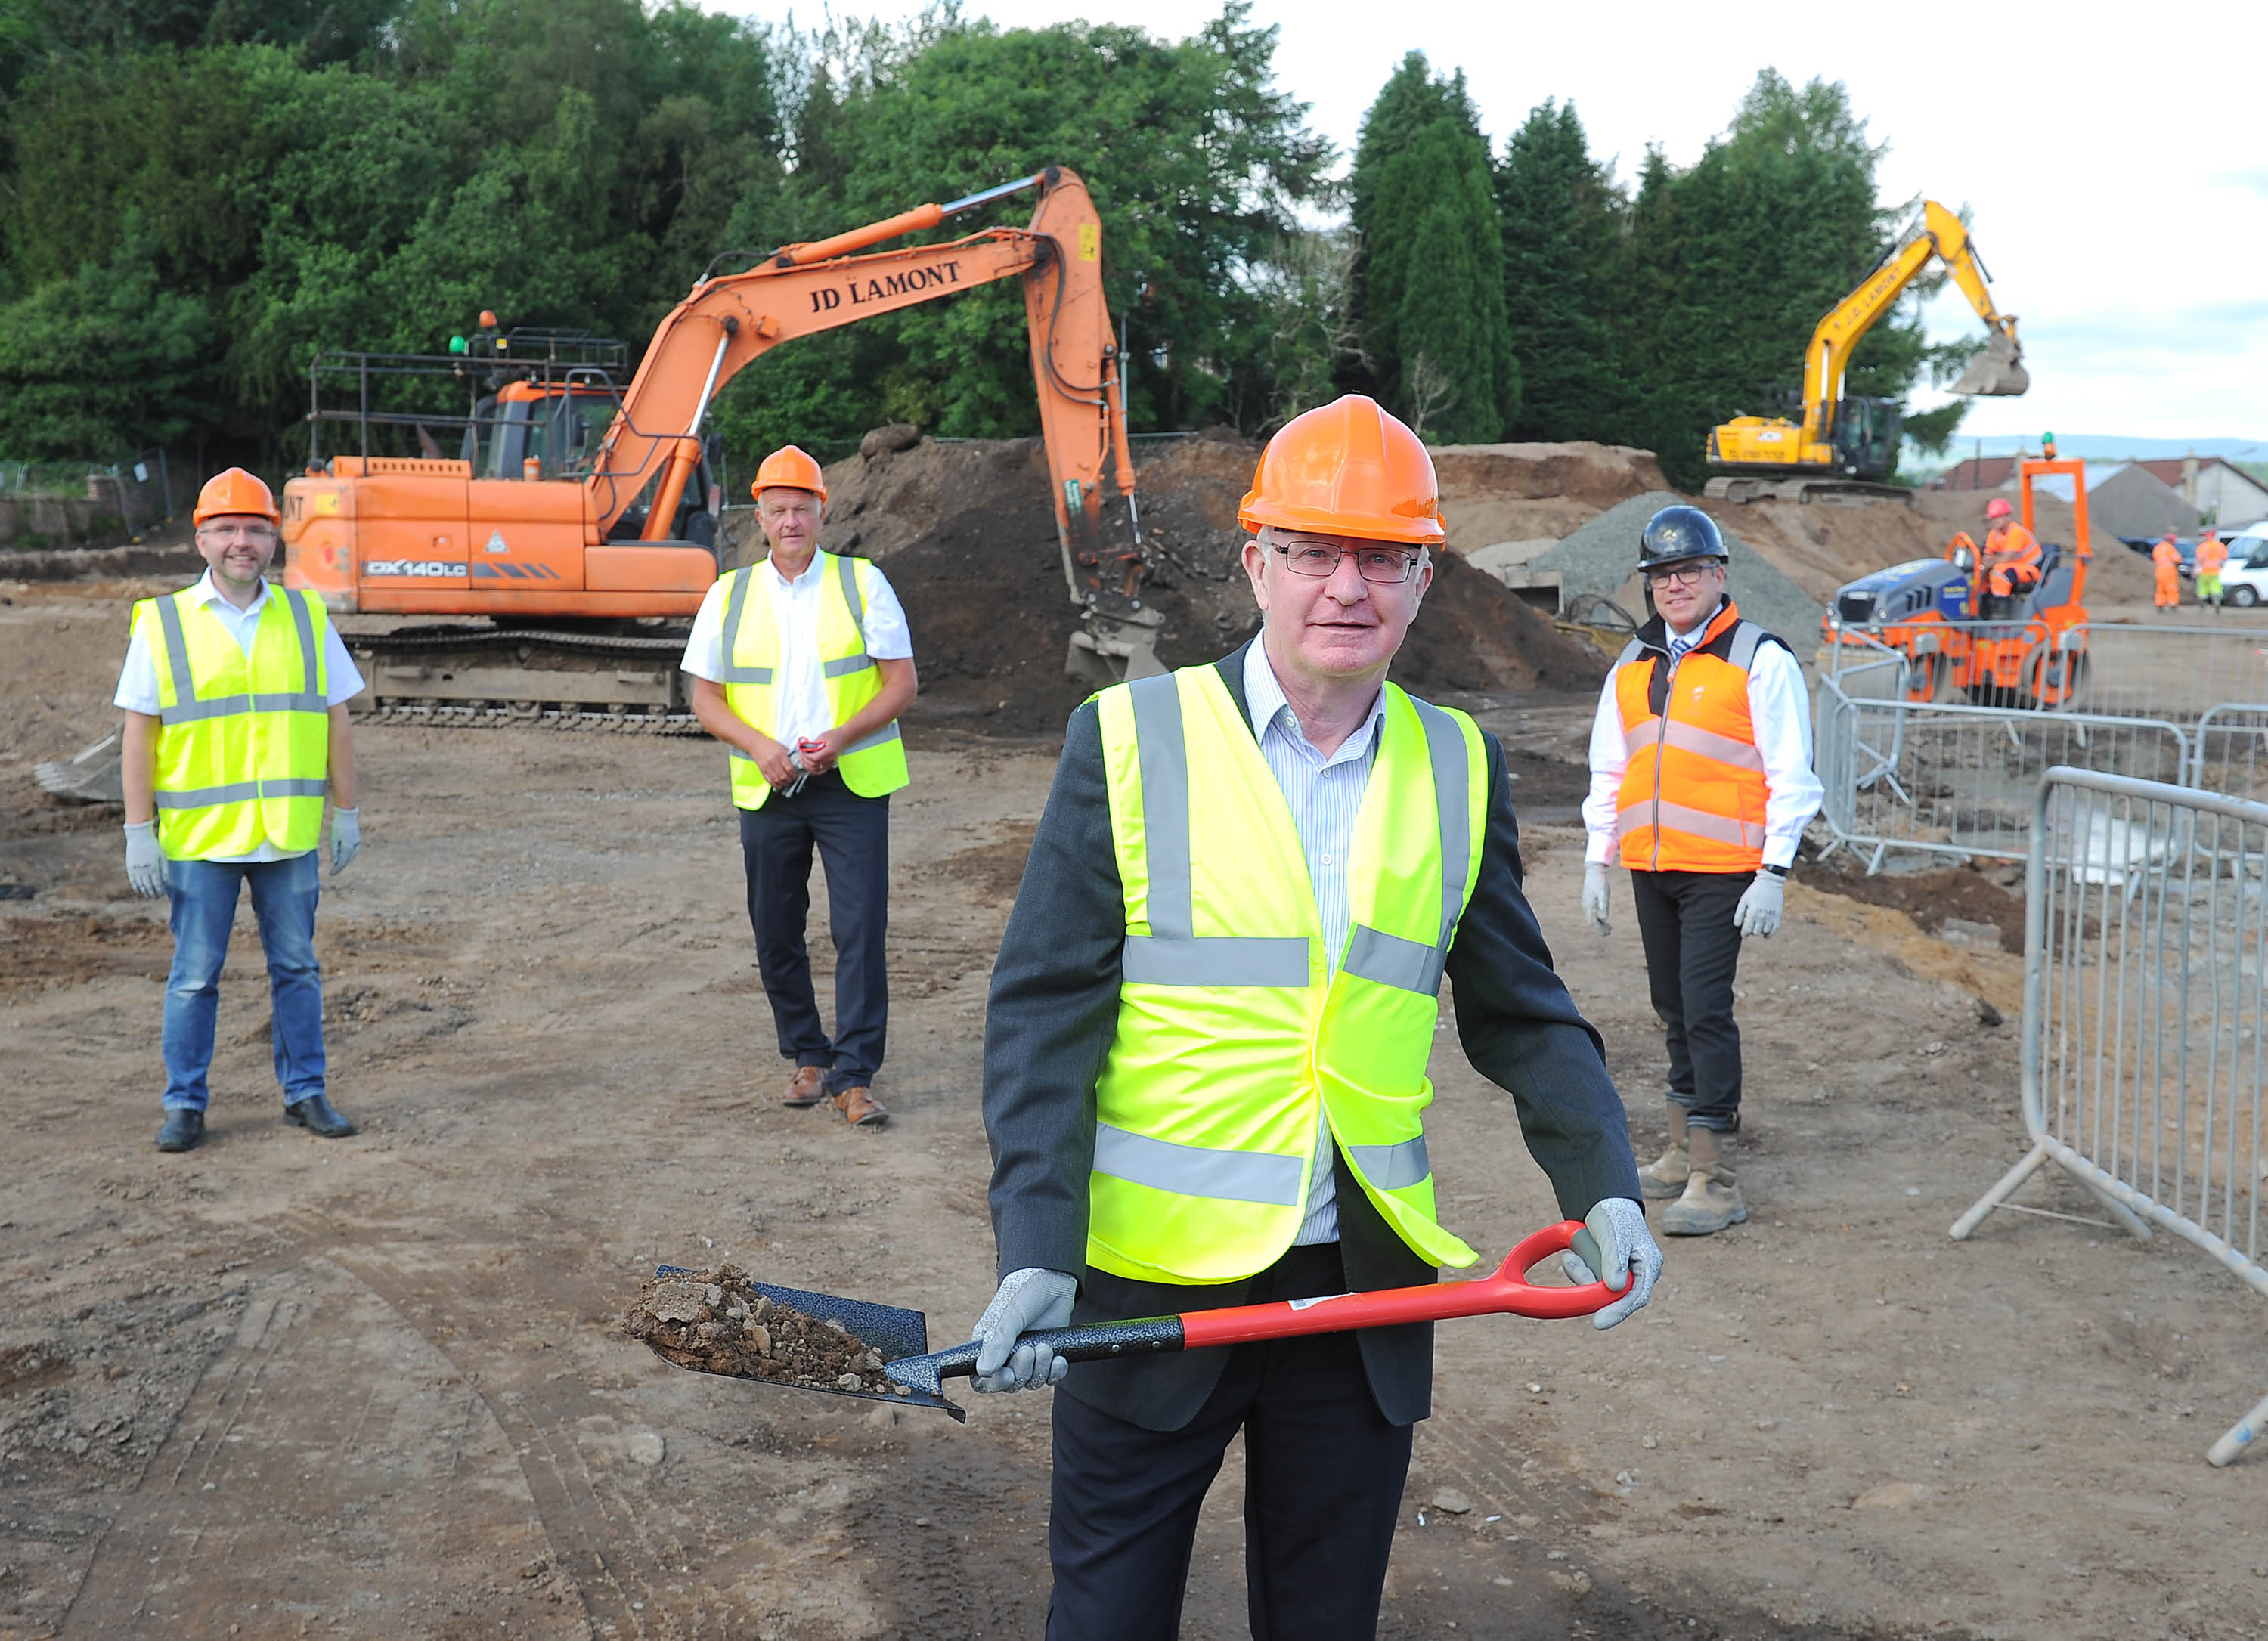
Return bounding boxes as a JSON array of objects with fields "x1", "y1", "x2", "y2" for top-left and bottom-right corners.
[{"x1": 650, "y1": 1219, "x2": 1616, "y2": 1423}]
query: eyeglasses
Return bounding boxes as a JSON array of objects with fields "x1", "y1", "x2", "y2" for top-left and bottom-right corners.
[
  {"x1": 1645, "y1": 562, "x2": 1720, "y2": 590},
  {"x1": 198, "y1": 525, "x2": 277, "y2": 544},
  {"x1": 1272, "y1": 539, "x2": 1423, "y2": 585}
]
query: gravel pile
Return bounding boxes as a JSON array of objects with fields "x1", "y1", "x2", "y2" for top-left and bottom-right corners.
[{"x1": 1534, "y1": 491, "x2": 1826, "y2": 647}]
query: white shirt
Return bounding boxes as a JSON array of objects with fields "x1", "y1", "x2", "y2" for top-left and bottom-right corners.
[
  {"x1": 680, "y1": 551, "x2": 913, "y2": 748},
  {"x1": 1242, "y1": 641, "x2": 1387, "y2": 1248},
  {"x1": 1581, "y1": 600, "x2": 1823, "y2": 872},
  {"x1": 114, "y1": 571, "x2": 366, "y2": 863}
]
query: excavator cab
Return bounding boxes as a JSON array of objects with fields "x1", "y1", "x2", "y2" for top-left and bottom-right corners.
[{"x1": 1829, "y1": 397, "x2": 1901, "y2": 480}]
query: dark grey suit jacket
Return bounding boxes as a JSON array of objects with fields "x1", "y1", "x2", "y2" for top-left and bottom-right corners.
[{"x1": 982, "y1": 641, "x2": 1640, "y2": 1431}]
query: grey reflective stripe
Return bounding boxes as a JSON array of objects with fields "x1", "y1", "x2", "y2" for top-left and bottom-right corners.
[
  {"x1": 155, "y1": 778, "x2": 328, "y2": 809},
  {"x1": 844, "y1": 720, "x2": 902, "y2": 757},
  {"x1": 1624, "y1": 717, "x2": 1663, "y2": 750},
  {"x1": 1659, "y1": 717, "x2": 1766, "y2": 771},
  {"x1": 1337, "y1": 699, "x2": 1468, "y2": 997},
  {"x1": 1411, "y1": 698, "x2": 1471, "y2": 949},
  {"x1": 1092, "y1": 1123, "x2": 1306, "y2": 1207},
  {"x1": 821, "y1": 653, "x2": 874, "y2": 679},
  {"x1": 1129, "y1": 673, "x2": 1193, "y2": 939},
  {"x1": 1349, "y1": 1134, "x2": 1430, "y2": 1191},
  {"x1": 1628, "y1": 798, "x2": 1763, "y2": 850},
  {"x1": 1341, "y1": 924, "x2": 1444, "y2": 995},
  {"x1": 161, "y1": 692, "x2": 327, "y2": 723},
  {"x1": 155, "y1": 594, "x2": 199, "y2": 712},
  {"x1": 1123, "y1": 934, "x2": 1309, "y2": 986},
  {"x1": 283, "y1": 587, "x2": 320, "y2": 697},
  {"x1": 1727, "y1": 620, "x2": 1764, "y2": 671},
  {"x1": 1123, "y1": 671, "x2": 1309, "y2": 989},
  {"x1": 714, "y1": 569, "x2": 774, "y2": 684},
  {"x1": 836, "y1": 553, "x2": 867, "y2": 643}
]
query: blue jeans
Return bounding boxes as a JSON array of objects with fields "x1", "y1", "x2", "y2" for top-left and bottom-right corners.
[{"x1": 162, "y1": 853, "x2": 326, "y2": 1113}]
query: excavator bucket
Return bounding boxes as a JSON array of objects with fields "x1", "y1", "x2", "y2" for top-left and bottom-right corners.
[
  {"x1": 33, "y1": 732, "x2": 125, "y2": 805},
  {"x1": 1951, "y1": 333, "x2": 2029, "y2": 398}
]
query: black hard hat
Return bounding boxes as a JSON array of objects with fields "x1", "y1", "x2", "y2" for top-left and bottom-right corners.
[{"x1": 1639, "y1": 504, "x2": 1727, "y2": 569}]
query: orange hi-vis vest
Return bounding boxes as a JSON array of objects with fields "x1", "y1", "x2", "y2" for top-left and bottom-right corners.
[
  {"x1": 1983, "y1": 522, "x2": 2043, "y2": 595},
  {"x1": 2197, "y1": 537, "x2": 2228, "y2": 574},
  {"x1": 1613, "y1": 599, "x2": 1783, "y2": 874}
]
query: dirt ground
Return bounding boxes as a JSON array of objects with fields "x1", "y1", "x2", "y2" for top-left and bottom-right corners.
[{"x1": 5, "y1": 580, "x2": 2267, "y2": 1641}]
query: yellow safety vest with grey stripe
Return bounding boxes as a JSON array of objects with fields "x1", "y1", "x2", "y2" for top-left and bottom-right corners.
[
  {"x1": 1087, "y1": 664, "x2": 1488, "y2": 1284},
  {"x1": 717, "y1": 552, "x2": 909, "y2": 810},
  {"x1": 132, "y1": 584, "x2": 332, "y2": 860}
]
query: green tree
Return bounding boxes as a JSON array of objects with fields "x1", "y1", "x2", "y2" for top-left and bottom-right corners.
[
  {"x1": 1347, "y1": 54, "x2": 1515, "y2": 444},
  {"x1": 1495, "y1": 99, "x2": 1627, "y2": 442}
]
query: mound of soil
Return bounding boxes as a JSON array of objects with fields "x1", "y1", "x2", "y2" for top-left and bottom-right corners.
[
  {"x1": 624, "y1": 1266, "x2": 900, "y2": 1395},
  {"x1": 820, "y1": 431, "x2": 1610, "y2": 738},
  {"x1": 1798, "y1": 859, "x2": 2025, "y2": 953}
]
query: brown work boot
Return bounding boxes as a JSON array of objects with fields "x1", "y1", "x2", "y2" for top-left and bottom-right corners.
[
  {"x1": 782, "y1": 1065, "x2": 826, "y2": 1108},
  {"x1": 833, "y1": 1085, "x2": 889, "y2": 1129},
  {"x1": 1660, "y1": 1127, "x2": 1746, "y2": 1235},
  {"x1": 1637, "y1": 1100, "x2": 1690, "y2": 1201}
]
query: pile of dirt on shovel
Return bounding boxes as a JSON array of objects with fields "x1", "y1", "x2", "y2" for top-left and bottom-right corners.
[
  {"x1": 817, "y1": 431, "x2": 1610, "y2": 738},
  {"x1": 623, "y1": 1266, "x2": 900, "y2": 1394}
]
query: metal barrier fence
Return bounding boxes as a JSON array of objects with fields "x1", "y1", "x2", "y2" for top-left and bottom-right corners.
[
  {"x1": 0, "y1": 448, "x2": 173, "y2": 545},
  {"x1": 1814, "y1": 624, "x2": 2268, "y2": 870},
  {"x1": 1950, "y1": 768, "x2": 2268, "y2": 1466}
]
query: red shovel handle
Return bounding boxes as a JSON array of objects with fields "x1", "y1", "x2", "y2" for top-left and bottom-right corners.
[{"x1": 1177, "y1": 1220, "x2": 1611, "y2": 1350}]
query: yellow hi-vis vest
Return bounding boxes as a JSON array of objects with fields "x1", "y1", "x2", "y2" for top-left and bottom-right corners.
[
  {"x1": 132, "y1": 583, "x2": 333, "y2": 859},
  {"x1": 716, "y1": 552, "x2": 909, "y2": 810},
  {"x1": 1088, "y1": 664, "x2": 1488, "y2": 1284}
]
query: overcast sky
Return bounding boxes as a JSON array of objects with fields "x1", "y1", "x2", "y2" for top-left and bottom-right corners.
[{"x1": 714, "y1": 0, "x2": 2268, "y2": 448}]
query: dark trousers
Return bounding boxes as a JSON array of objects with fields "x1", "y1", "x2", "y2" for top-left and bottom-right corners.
[
  {"x1": 1046, "y1": 1246, "x2": 1414, "y2": 1641},
  {"x1": 737, "y1": 773, "x2": 889, "y2": 1093},
  {"x1": 1629, "y1": 867, "x2": 1749, "y2": 1132}
]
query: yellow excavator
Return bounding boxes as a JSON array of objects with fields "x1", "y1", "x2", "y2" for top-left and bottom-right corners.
[{"x1": 1706, "y1": 199, "x2": 2027, "y2": 503}]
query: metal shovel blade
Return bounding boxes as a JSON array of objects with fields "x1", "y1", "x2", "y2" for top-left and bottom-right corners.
[
  {"x1": 1950, "y1": 333, "x2": 2030, "y2": 398},
  {"x1": 646, "y1": 1267, "x2": 972, "y2": 1422}
]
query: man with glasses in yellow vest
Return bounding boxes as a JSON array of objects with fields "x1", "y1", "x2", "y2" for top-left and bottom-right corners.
[
  {"x1": 117, "y1": 469, "x2": 367, "y2": 1153},
  {"x1": 973, "y1": 397, "x2": 1659, "y2": 1638},
  {"x1": 683, "y1": 445, "x2": 917, "y2": 1129},
  {"x1": 1580, "y1": 506, "x2": 1823, "y2": 1237}
]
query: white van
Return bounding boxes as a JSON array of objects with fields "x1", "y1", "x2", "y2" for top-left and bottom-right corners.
[{"x1": 2214, "y1": 525, "x2": 2268, "y2": 606}]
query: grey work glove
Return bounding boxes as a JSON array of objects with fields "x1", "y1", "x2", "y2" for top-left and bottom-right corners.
[
  {"x1": 329, "y1": 808, "x2": 361, "y2": 876},
  {"x1": 970, "y1": 1267, "x2": 1077, "y2": 1393},
  {"x1": 1560, "y1": 1196, "x2": 1662, "y2": 1331},
  {"x1": 1732, "y1": 870, "x2": 1783, "y2": 937},
  {"x1": 1582, "y1": 862, "x2": 1613, "y2": 937},
  {"x1": 124, "y1": 820, "x2": 166, "y2": 898}
]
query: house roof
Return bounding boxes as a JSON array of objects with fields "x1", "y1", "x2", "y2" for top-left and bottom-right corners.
[{"x1": 1926, "y1": 456, "x2": 2019, "y2": 491}]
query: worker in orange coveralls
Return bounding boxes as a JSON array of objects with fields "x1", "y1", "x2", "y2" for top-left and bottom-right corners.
[
  {"x1": 1978, "y1": 496, "x2": 2043, "y2": 611},
  {"x1": 2152, "y1": 532, "x2": 2184, "y2": 612}
]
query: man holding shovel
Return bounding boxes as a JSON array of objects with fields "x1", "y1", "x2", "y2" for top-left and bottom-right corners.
[{"x1": 975, "y1": 396, "x2": 1659, "y2": 1639}]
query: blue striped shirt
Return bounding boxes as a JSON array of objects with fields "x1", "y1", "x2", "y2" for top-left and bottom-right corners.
[{"x1": 1243, "y1": 642, "x2": 1385, "y2": 1246}]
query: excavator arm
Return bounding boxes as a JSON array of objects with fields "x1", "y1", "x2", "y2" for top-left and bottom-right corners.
[
  {"x1": 1798, "y1": 199, "x2": 2027, "y2": 445},
  {"x1": 584, "y1": 166, "x2": 1139, "y2": 618}
]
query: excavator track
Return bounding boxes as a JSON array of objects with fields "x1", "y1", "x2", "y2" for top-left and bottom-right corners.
[{"x1": 343, "y1": 624, "x2": 704, "y2": 734}]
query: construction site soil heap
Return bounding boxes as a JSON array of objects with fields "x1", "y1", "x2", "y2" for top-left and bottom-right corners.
[
  {"x1": 624, "y1": 1266, "x2": 900, "y2": 1394},
  {"x1": 728, "y1": 431, "x2": 1610, "y2": 738}
]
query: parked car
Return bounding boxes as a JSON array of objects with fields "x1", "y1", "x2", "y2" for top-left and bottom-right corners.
[{"x1": 2118, "y1": 534, "x2": 2200, "y2": 576}]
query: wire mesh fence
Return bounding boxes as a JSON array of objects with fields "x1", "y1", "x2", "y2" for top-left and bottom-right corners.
[
  {"x1": 1950, "y1": 768, "x2": 2268, "y2": 1466},
  {"x1": 0, "y1": 449, "x2": 174, "y2": 546}
]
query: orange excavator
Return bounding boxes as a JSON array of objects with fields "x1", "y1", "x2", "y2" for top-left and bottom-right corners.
[{"x1": 280, "y1": 166, "x2": 1157, "y2": 722}]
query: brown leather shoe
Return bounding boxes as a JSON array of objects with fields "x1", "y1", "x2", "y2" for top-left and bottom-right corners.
[
  {"x1": 832, "y1": 1085, "x2": 888, "y2": 1128},
  {"x1": 782, "y1": 1065, "x2": 826, "y2": 1108}
]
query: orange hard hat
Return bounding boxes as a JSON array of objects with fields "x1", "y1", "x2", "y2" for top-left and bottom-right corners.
[
  {"x1": 751, "y1": 444, "x2": 827, "y2": 504},
  {"x1": 193, "y1": 467, "x2": 279, "y2": 525},
  {"x1": 1238, "y1": 395, "x2": 1444, "y2": 546},
  {"x1": 1984, "y1": 496, "x2": 2013, "y2": 522}
]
